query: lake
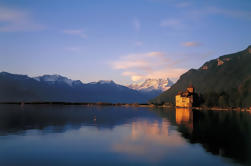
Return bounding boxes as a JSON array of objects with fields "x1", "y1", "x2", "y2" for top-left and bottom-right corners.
[{"x1": 0, "y1": 105, "x2": 250, "y2": 166}]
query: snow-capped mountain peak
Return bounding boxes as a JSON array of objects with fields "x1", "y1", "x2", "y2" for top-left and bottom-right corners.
[
  {"x1": 87, "y1": 80, "x2": 120, "y2": 88},
  {"x1": 128, "y1": 78, "x2": 173, "y2": 92},
  {"x1": 34, "y1": 74, "x2": 75, "y2": 86},
  {"x1": 98, "y1": 80, "x2": 115, "y2": 84}
]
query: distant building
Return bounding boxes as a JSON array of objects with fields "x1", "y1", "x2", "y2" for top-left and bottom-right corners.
[
  {"x1": 201, "y1": 65, "x2": 208, "y2": 70},
  {"x1": 217, "y1": 58, "x2": 224, "y2": 66},
  {"x1": 175, "y1": 85, "x2": 195, "y2": 108}
]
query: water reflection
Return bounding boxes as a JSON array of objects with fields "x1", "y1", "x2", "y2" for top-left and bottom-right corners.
[
  {"x1": 175, "y1": 108, "x2": 192, "y2": 124},
  {"x1": 175, "y1": 108, "x2": 193, "y2": 134},
  {"x1": 0, "y1": 105, "x2": 156, "y2": 135},
  {"x1": 0, "y1": 105, "x2": 250, "y2": 166},
  {"x1": 172, "y1": 108, "x2": 251, "y2": 166},
  {"x1": 112, "y1": 120, "x2": 186, "y2": 162}
]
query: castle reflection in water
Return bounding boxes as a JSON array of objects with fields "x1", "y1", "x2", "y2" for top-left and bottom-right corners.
[
  {"x1": 0, "y1": 105, "x2": 250, "y2": 166},
  {"x1": 175, "y1": 108, "x2": 193, "y2": 133}
]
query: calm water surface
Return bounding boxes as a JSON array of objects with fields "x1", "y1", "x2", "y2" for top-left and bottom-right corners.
[{"x1": 0, "y1": 105, "x2": 250, "y2": 166}]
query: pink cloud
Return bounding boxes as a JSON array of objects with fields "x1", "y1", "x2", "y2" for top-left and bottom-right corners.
[
  {"x1": 182, "y1": 42, "x2": 201, "y2": 47},
  {"x1": 111, "y1": 52, "x2": 187, "y2": 82},
  {"x1": 0, "y1": 6, "x2": 44, "y2": 32}
]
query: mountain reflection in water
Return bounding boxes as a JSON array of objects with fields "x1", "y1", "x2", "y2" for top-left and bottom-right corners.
[
  {"x1": 0, "y1": 105, "x2": 250, "y2": 166},
  {"x1": 176, "y1": 108, "x2": 251, "y2": 166}
]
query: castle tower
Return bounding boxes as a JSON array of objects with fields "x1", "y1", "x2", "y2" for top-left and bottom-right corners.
[{"x1": 187, "y1": 85, "x2": 194, "y2": 93}]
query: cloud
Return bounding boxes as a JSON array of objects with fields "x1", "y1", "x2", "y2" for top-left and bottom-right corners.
[
  {"x1": 209, "y1": 7, "x2": 251, "y2": 21},
  {"x1": 160, "y1": 6, "x2": 251, "y2": 32},
  {"x1": 113, "y1": 58, "x2": 149, "y2": 70},
  {"x1": 182, "y1": 42, "x2": 201, "y2": 47},
  {"x1": 122, "y1": 72, "x2": 145, "y2": 82},
  {"x1": 62, "y1": 29, "x2": 87, "y2": 38},
  {"x1": 65, "y1": 46, "x2": 81, "y2": 52},
  {"x1": 147, "y1": 52, "x2": 165, "y2": 57},
  {"x1": 0, "y1": 6, "x2": 44, "y2": 32},
  {"x1": 191, "y1": 7, "x2": 251, "y2": 21},
  {"x1": 112, "y1": 120, "x2": 186, "y2": 161},
  {"x1": 112, "y1": 52, "x2": 166, "y2": 70},
  {"x1": 131, "y1": 75, "x2": 144, "y2": 82},
  {"x1": 133, "y1": 18, "x2": 141, "y2": 31},
  {"x1": 160, "y1": 18, "x2": 182, "y2": 28},
  {"x1": 111, "y1": 52, "x2": 187, "y2": 82},
  {"x1": 135, "y1": 41, "x2": 143, "y2": 47}
]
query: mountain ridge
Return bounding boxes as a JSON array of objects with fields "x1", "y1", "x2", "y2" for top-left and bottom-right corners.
[
  {"x1": 151, "y1": 45, "x2": 251, "y2": 107},
  {"x1": 0, "y1": 72, "x2": 159, "y2": 103}
]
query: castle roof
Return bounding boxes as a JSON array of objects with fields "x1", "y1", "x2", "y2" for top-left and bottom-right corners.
[
  {"x1": 176, "y1": 85, "x2": 195, "y2": 97},
  {"x1": 176, "y1": 90, "x2": 193, "y2": 97},
  {"x1": 188, "y1": 84, "x2": 193, "y2": 88}
]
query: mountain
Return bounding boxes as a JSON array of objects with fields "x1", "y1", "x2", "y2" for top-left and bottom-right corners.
[
  {"x1": 34, "y1": 75, "x2": 76, "y2": 86},
  {"x1": 34, "y1": 74, "x2": 86, "y2": 87},
  {"x1": 0, "y1": 72, "x2": 153, "y2": 103},
  {"x1": 151, "y1": 45, "x2": 251, "y2": 107},
  {"x1": 128, "y1": 78, "x2": 173, "y2": 92}
]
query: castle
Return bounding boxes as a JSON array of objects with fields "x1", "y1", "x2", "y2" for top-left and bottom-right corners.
[{"x1": 175, "y1": 85, "x2": 195, "y2": 108}]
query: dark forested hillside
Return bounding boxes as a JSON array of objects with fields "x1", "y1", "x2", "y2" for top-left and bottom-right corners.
[{"x1": 151, "y1": 45, "x2": 251, "y2": 107}]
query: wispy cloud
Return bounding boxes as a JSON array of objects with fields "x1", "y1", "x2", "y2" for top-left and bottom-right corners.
[
  {"x1": 182, "y1": 41, "x2": 201, "y2": 47},
  {"x1": 112, "y1": 54, "x2": 151, "y2": 70},
  {"x1": 160, "y1": 6, "x2": 251, "y2": 32},
  {"x1": 62, "y1": 29, "x2": 87, "y2": 38},
  {"x1": 208, "y1": 7, "x2": 251, "y2": 21},
  {"x1": 65, "y1": 46, "x2": 81, "y2": 52},
  {"x1": 191, "y1": 7, "x2": 251, "y2": 21},
  {"x1": 122, "y1": 71, "x2": 144, "y2": 82},
  {"x1": 111, "y1": 52, "x2": 186, "y2": 82},
  {"x1": 0, "y1": 6, "x2": 44, "y2": 32},
  {"x1": 160, "y1": 18, "x2": 182, "y2": 28},
  {"x1": 133, "y1": 18, "x2": 141, "y2": 31},
  {"x1": 135, "y1": 41, "x2": 143, "y2": 47}
]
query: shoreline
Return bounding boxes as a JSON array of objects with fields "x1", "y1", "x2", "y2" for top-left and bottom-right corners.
[
  {"x1": 0, "y1": 102, "x2": 152, "y2": 107},
  {"x1": 0, "y1": 102, "x2": 250, "y2": 111},
  {"x1": 174, "y1": 106, "x2": 251, "y2": 112},
  {"x1": 192, "y1": 106, "x2": 251, "y2": 112}
]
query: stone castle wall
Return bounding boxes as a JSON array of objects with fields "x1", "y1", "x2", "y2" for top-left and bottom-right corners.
[{"x1": 176, "y1": 95, "x2": 193, "y2": 108}]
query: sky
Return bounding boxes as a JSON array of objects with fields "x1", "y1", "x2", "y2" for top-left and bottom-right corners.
[{"x1": 0, "y1": 0, "x2": 251, "y2": 85}]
